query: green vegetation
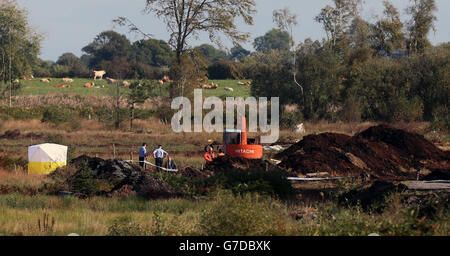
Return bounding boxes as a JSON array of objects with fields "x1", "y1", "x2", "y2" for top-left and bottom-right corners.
[{"x1": 0, "y1": 190, "x2": 447, "y2": 236}]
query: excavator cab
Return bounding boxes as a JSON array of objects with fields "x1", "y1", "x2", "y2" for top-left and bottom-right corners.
[
  {"x1": 223, "y1": 129, "x2": 241, "y2": 148},
  {"x1": 204, "y1": 117, "x2": 263, "y2": 160},
  {"x1": 224, "y1": 117, "x2": 263, "y2": 159}
]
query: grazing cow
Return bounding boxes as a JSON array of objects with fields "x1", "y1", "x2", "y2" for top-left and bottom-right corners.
[
  {"x1": 201, "y1": 83, "x2": 218, "y2": 89},
  {"x1": 84, "y1": 82, "x2": 95, "y2": 88},
  {"x1": 224, "y1": 87, "x2": 234, "y2": 92},
  {"x1": 122, "y1": 81, "x2": 131, "y2": 87},
  {"x1": 106, "y1": 77, "x2": 116, "y2": 84},
  {"x1": 62, "y1": 78, "x2": 74, "y2": 83},
  {"x1": 41, "y1": 78, "x2": 51, "y2": 83},
  {"x1": 157, "y1": 80, "x2": 164, "y2": 85},
  {"x1": 238, "y1": 81, "x2": 251, "y2": 86},
  {"x1": 93, "y1": 70, "x2": 106, "y2": 80},
  {"x1": 54, "y1": 84, "x2": 71, "y2": 88}
]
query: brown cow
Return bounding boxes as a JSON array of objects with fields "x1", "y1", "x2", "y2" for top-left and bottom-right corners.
[
  {"x1": 54, "y1": 84, "x2": 71, "y2": 88},
  {"x1": 238, "y1": 81, "x2": 251, "y2": 86},
  {"x1": 201, "y1": 83, "x2": 219, "y2": 89},
  {"x1": 157, "y1": 80, "x2": 164, "y2": 85},
  {"x1": 84, "y1": 82, "x2": 95, "y2": 88},
  {"x1": 41, "y1": 78, "x2": 51, "y2": 83}
]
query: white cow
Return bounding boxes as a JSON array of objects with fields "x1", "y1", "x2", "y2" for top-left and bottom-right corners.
[
  {"x1": 62, "y1": 78, "x2": 74, "y2": 83},
  {"x1": 93, "y1": 70, "x2": 106, "y2": 80}
]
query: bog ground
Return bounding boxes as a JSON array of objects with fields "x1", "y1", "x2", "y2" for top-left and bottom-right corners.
[{"x1": 0, "y1": 117, "x2": 448, "y2": 236}]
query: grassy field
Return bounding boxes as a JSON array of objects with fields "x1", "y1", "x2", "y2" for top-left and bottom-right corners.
[{"x1": 17, "y1": 78, "x2": 252, "y2": 98}]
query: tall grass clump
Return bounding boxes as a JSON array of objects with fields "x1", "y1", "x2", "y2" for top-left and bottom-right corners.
[
  {"x1": 107, "y1": 216, "x2": 147, "y2": 236},
  {"x1": 199, "y1": 191, "x2": 295, "y2": 236}
]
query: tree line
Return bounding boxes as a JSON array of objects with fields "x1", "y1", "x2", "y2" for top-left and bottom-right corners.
[{"x1": 0, "y1": 0, "x2": 448, "y2": 128}]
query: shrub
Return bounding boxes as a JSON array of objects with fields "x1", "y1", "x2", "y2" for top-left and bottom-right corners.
[
  {"x1": 431, "y1": 105, "x2": 449, "y2": 131},
  {"x1": 41, "y1": 107, "x2": 73, "y2": 125},
  {"x1": 199, "y1": 191, "x2": 293, "y2": 236},
  {"x1": 107, "y1": 216, "x2": 146, "y2": 236},
  {"x1": 209, "y1": 169, "x2": 295, "y2": 199},
  {"x1": 280, "y1": 110, "x2": 304, "y2": 130},
  {"x1": 0, "y1": 154, "x2": 28, "y2": 171}
]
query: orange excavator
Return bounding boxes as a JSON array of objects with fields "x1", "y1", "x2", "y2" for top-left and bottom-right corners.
[{"x1": 204, "y1": 116, "x2": 263, "y2": 161}]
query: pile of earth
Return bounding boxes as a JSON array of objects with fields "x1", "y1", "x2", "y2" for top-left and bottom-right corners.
[
  {"x1": 203, "y1": 155, "x2": 291, "y2": 174},
  {"x1": 275, "y1": 125, "x2": 450, "y2": 180},
  {"x1": 52, "y1": 155, "x2": 177, "y2": 199},
  {"x1": 0, "y1": 130, "x2": 20, "y2": 139},
  {"x1": 422, "y1": 170, "x2": 450, "y2": 181},
  {"x1": 0, "y1": 129, "x2": 45, "y2": 140}
]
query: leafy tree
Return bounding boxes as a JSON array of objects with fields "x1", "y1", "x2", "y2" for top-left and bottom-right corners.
[
  {"x1": 405, "y1": 0, "x2": 437, "y2": 54},
  {"x1": 273, "y1": 8, "x2": 303, "y2": 94},
  {"x1": 371, "y1": 1, "x2": 405, "y2": 56},
  {"x1": 207, "y1": 60, "x2": 241, "y2": 80},
  {"x1": 347, "y1": 17, "x2": 374, "y2": 65},
  {"x1": 32, "y1": 59, "x2": 53, "y2": 77},
  {"x1": 297, "y1": 42, "x2": 344, "y2": 120},
  {"x1": 194, "y1": 44, "x2": 228, "y2": 65},
  {"x1": 0, "y1": 0, "x2": 42, "y2": 104},
  {"x1": 229, "y1": 44, "x2": 250, "y2": 61},
  {"x1": 56, "y1": 52, "x2": 89, "y2": 77},
  {"x1": 129, "y1": 38, "x2": 173, "y2": 67},
  {"x1": 249, "y1": 51, "x2": 302, "y2": 108},
  {"x1": 253, "y1": 29, "x2": 290, "y2": 53},
  {"x1": 314, "y1": 0, "x2": 361, "y2": 50},
  {"x1": 82, "y1": 30, "x2": 131, "y2": 69}
]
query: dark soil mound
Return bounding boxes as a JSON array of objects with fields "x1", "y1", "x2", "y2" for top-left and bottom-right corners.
[
  {"x1": 422, "y1": 170, "x2": 450, "y2": 181},
  {"x1": 204, "y1": 155, "x2": 288, "y2": 173},
  {"x1": 275, "y1": 125, "x2": 450, "y2": 180},
  {"x1": 339, "y1": 181, "x2": 407, "y2": 212},
  {"x1": 0, "y1": 130, "x2": 20, "y2": 139},
  {"x1": 357, "y1": 125, "x2": 449, "y2": 161},
  {"x1": 179, "y1": 167, "x2": 213, "y2": 179},
  {"x1": 56, "y1": 155, "x2": 177, "y2": 199}
]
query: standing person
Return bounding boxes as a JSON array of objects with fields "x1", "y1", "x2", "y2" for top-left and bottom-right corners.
[
  {"x1": 139, "y1": 143, "x2": 148, "y2": 169},
  {"x1": 153, "y1": 145, "x2": 168, "y2": 172}
]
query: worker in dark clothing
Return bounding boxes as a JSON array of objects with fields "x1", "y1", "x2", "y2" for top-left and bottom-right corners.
[
  {"x1": 139, "y1": 143, "x2": 148, "y2": 169},
  {"x1": 164, "y1": 156, "x2": 177, "y2": 170},
  {"x1": 153, "y1": 145, "x2": 168, "y2": 172}
]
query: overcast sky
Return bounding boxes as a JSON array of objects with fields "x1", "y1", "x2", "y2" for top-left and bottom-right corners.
[{"x1": 16, "y1": 0, "x2": 450, "y2": 61}]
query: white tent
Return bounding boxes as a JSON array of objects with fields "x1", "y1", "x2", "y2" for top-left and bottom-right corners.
[{"x1": 28, "y1": 143, "x2": 68, "y2": 175}]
